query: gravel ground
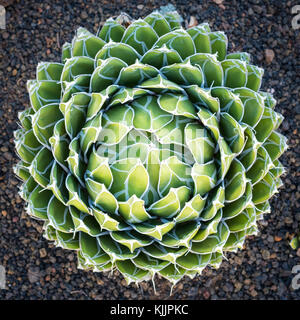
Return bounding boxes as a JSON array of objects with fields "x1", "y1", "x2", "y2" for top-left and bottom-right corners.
[{"x1": 0, "y1": 0, "x2": 299, "y2": 300}]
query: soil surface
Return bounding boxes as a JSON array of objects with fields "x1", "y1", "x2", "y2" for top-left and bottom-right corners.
[{"x1": 0, "y1": 0, "x2": 299, "y2": 300}]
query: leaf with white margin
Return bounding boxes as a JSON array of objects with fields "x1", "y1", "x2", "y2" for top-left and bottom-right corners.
[
  {"x1": 211, "y1": 87, "x2": 244, "y2": 122},
  {"x1": 223, "y1": 228, "x2": 247, "y2": 252},
  {"x1": 69, "y1": 206, "x2": 102, "y2": 236},
  {"x1": 61, "y1": 42, "x2": 71, "y2": 63},
  {"x1": 60, "y1": 56, "x2": 94, "y2": 82},
  {"x1": 27, "y1": 184, "x2": 52, "y2": 220},
  {"x1": 141, "y1": 45, "x2": 182, "y2": 69},
  {"x1": 47, "y1": 195, "x2": 75, "y2": 233},
  {"x1": 14, "y1": 160, "x2": 30, "y2": 182},
  {"x1": 108, "y1": 87, "x2": 150, "y2": 108},
  {"x1": 110, "y1": 158, "x2": 149, "y2": 201},
  {"x1": 156, "y1": 116, "x2": 190, "y2": 146},
  {"x1": 185, "y1": 85, "x2": 220, "y2": 113},
  {"x1": 142, "y1": 242, "x2": 187, "y2": 263},
  {"x1": 221, "y1": 59, "x2": 247, "y2": 88},
  {"x1": 98, "y1": 17, "x2": 125, "y2": 41},
  {"x1": 111, "y1": 230, "x2": 154, "y2": 252},
  {"x1": 139, "y1": 74, "x2": 184, "y2": 93},
  {"x1": 149, "y1": 186, "x2": 191, "y2": 218},
  {"x1": 159, "y1": 264, "x2": 187, "y2": 285},
  {"x1": 132, "y1": 252, "x2": 170, "y2": 271},
  {"x1": 91, "y1": 205, "x2": 129, "y2": 232},
  {"x1": 233, "y1": 88, "x2": 264, "y2": 127},
  {"x1": 209, "y1": 31, "x2": 228, "y2": 61},
  {"x1": 160, "y1": 221, "x2": 200, "y2": 248},
  {"x1": 220, "y1": 112, "x2": 245, "y2": 154},
  {"x1": 80, "y1": 232, "x2": 111, "y2": 266},
  {"x1": 158, "y1": 156, "x2": 192, "y2": 197},
  {"x1": 121, "y1": 19, "x2": 159, "y2": 55},
  {"x1": 210, "y1": 252, "x2": 223, "y2": 269},
  {"x1": 163, "y1": 11, "x2": 182, "y2": 30},
  {"x1": 98, "y1": 235, "x2": 139, "y2": 261},
  {"x1": 132, "y1": 218, "x2": 175, "y2": 240},
  {"x1": 19, "y1": 176, "x2": 37, "y2": 201},
  {"x1": 14, "y1": 128, "x2": 42, "y2": 164},
  {"x1": 61, "y1": 75, "x2": 90, "y2": 103},
  {"x1": 187, "y1": 53, "x2": 223, "y2": 87},
  {"x1": 67, "y1": 135, "x2": 86, "y2": 185},
  {"x1": 18, "y1": 107, "x2": 34, "y2": 131},
  {"x1": 98, "y1": 104, "x2": 134, "y2": 145},
  {"x1": 72, "y1": 27, "x2": 106, "y2": 58},
  {"x1": 217, "y1": 137, "x2": 235, "y2": 181},
  {"x1": 223, "y1": 182, "x2": 252, "y2": 219},
  {"x1": 185, "y1": 122, "x2": 215, "y2": 164},
  {"x1": 254, "y1": 107, "x2": 279, "y2": 143},
  {"x1": 93, "y1": 262, "x2": 113, "y2": 272},
  {"x1": 269, "y1": 159, "x2": 285, "y2": 178},
  {"x1": 48, "y1": 161, "x2": 68, "y2": 205},
  {"x1": 153, "y1": 29, "x2": 195, "y2": 60},
  {"x1": 56, "y1": 231, "x2": 80, "y2": 250},
  {"x1": 131, "y1": 95, "x2": 173, "y2": 132},
  {"x1": 29, "y1": 147, "x2": 53, "y2": 188},
  {"x1": 187, "y1": 24, "x2": 211, "y2": 54},
  {"x1": 27, "y1": 80, "x2": 61, "y2": 112},
  {"x1": 192, "y1": 160, "x2": 217, "y2": 196},
  {"x1": 65, "y1": 174, "x2": 89, "y2": 214},
  {"x1": 238, "y1": 126, "x2": 260, "y2": 170},
  {"x1": 255, "y1": 201, "x2": 271, "y2": 221},
  {"x1": 176, "y1": 252, "x2": 211, "y2": 271},
  {"x1": 95, "y1": 41, "x2": 141, "y2": 66},
  {"x1": 62, "y1": 93, "x2": 90, "y2": 139},
  {"x1": 226, "y1": 52, "x2": 251, "y2": 63},
  {"x1": 191, "y1": 221, "x2": 230, "y2": 254},
  {"x1": 246, "y1": 64, "x2": 264, "y2": 92},
  {"x1": 175, "y1": 193, "x2": 207, "y2": 223},
  {"x1": 43, "y1": 222, "x2": 57, "y2": 241},
  {"x1": 197, "y1": 107, "x2": 220, "y2": 141},
  {"x1": 252, "y1": 171, "x2": 278, "y2": 204},
  {"x1": 193, "y1": 210, "x2": 222, "y2": 242},
  {"x1": 158, "y1": 93, "x2": 197, "y2": 119},
  {"x1": 86, "y1": 177, "x2": 118, "y2": 213},
  {"x1": 144, "y1": 11, "x2": 171, "y2": 36},
  {"x1": 37, "y1": 62, "x2": 64, "y2": 81},
  {"x1": 161, "y1": 61, "x2": 204, "y2": 87},
  {"x1": 224, "y1": 159, "x2": 247, "y2": 202},
  {"x1": 87, "y1": 146, "x2": 113, "y2": 188},
  {"x1": 259, "y1": 91, "x2": 276, "y2": 109},
  {"x1": 90, "y1": 57, "x2": 127, "y2": 92},
  {"x1": 116, "y1": 61, "x2": 159, "y2": 87},
  {"x1": 263, "y1": 131, "x2": 288, "y2": 162},
  {"x1": 79, "y1": 112, "x2": 102, "y2": 160},
  {"x1": 118, "y1": 195, "x2": 151, "y2": 223},
  {"x1": 226, "y1": 207, "x2": 256, "y2": 232},
  {"x1": 86, "y1": 85, "x2": 119, "y2": 121},
  {"x1": 116, "y1": 260, "x2": 151, "y2": 285},
  {"x1": 49, "y1": 119, "x2": 69, "y2": 171},
  {"x1": 246, "y1": 146, "x2": 274, "y2": 185}
]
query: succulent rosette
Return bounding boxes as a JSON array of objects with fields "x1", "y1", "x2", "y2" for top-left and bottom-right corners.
[{"x1": 14, "y1": 10, "x2": 288, "y2": 285}]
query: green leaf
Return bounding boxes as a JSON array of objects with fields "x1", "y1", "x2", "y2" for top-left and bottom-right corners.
[
  {"x1": 27, "y1": 80, "x2": 61, "y2": 112},
  {"x1": 144, "y1": 11, "x2": 171, "y2": 36},
  {"x1": 98, "y1": 18, "x2": 125, "y2": 42},
  {"x1": 72, "y1": 27, "x2": 106, "y2": 58},
  {"x1": 90, "y1": 57, "x2": 127, "y2": 92},
  {"x1": 153, "y1": 29, "x2": 195, "y2": 60},
  {"x1": 121, "y1": 19, "x2": 158, "y2": 55}
]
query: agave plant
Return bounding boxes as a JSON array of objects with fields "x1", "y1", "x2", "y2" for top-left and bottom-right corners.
[{"x1": 14, "y1": 10, "x2": 288, "y2": 285}]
